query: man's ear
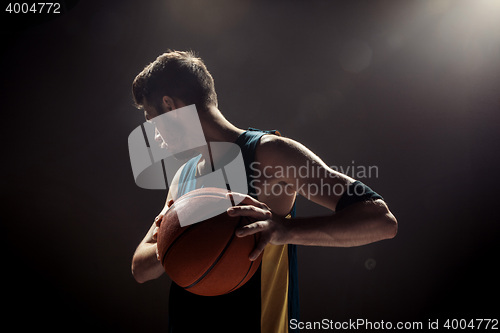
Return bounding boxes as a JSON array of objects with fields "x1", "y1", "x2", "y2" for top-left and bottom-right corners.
[
  {"x1": 161, "y1": 96, "x2": 175, "y2": 111},
  {"x1": 162, "y1": 96, "x2": 187, "y2": 112}
]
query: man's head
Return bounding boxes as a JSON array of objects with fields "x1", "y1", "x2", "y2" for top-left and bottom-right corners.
[{"x1": 132, "y1": 50, "x2": 218, "y2": 116}]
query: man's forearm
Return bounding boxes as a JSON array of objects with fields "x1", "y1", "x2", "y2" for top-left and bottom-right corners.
[
  {"x1": 286, "y1": 199, "x2": 397, "y2": 247},
  {"x1": 131, "y1": 243, "x2": 164, "y2": 283}
]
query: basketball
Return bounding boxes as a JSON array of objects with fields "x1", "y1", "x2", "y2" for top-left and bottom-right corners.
[{"x1": 156, "y1": 187, "x2": 262, "y2": 296}]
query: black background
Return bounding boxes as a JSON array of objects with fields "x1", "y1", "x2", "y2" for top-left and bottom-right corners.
[{"x1": 2, "y1": 0, "x2": 499, "y2": 331}]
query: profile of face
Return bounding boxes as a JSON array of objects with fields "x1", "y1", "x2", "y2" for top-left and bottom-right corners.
[
  {"x1": 144, "y1": 102, "x2": 207, "y2": 160},
  {"x1": 128, "y1": 102, "x2": 248, "y2": 195}
]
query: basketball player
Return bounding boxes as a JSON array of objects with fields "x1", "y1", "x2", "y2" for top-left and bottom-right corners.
[{"x1": 131, "y1": 50, "x2": 397, "y2": 333}]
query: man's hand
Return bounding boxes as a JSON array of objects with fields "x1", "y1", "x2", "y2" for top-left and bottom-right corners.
[
  {"x1": 226, "y1": 192, "x2": 290, "y2": 261},
  {"x1": 152, "y1": 214, "x2": 164, "y2": 261}
]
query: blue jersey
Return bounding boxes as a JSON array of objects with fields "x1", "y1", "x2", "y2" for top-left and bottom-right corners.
[{"x1": 168, "y1": 128, "x2": 300, "y2": 333}]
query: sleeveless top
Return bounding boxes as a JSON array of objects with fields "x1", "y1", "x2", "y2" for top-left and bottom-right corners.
[{"x1": 168, "y1": 128, "x2": 300, "y2": 333}]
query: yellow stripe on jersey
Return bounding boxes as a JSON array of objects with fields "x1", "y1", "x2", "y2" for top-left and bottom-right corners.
[{"x1": 261, "y1": 243, "x2": 289, "y2": 333}]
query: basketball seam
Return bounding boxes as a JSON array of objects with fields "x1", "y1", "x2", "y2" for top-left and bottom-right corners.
[
  {"x1": 183, "y1": 216, "x2": 242, "y2": 291},
  {"x1": 173, "y1": 190, "x2": 227, "y2": 207},
  {"x1": 161, "y1": 224, "x2": 195, "y2": 266}
]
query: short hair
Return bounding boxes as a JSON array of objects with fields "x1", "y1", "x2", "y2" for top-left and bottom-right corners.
[{"x1": 132, "y1": 50, "x2": 217, "y2": 111}]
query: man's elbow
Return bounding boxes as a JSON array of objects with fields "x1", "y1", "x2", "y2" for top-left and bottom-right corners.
[
  {"x1": 131, "y1": 257, "x2": 147, "y2": 284},
  {"x1": 373, "y1": 200, "x2": 398, "y2": 240},
  {"x1": 383, "y1": 211, "x2": 398, "y2": 239}
]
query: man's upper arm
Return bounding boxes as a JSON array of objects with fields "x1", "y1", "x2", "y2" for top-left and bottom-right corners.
[{"x1": 257, "y1": 135, "x2": 355, "y2": 211}]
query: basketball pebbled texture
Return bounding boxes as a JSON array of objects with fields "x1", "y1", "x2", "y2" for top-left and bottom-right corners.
[{"x1": 157, "y1": 187, "x2": 262, "y2": 296}]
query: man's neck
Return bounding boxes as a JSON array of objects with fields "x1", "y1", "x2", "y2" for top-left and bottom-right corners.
[
  {"x1": 201, "y1": 105, "x2": 245, "y2": 143},
  {"x1": 195, "y1": 106, "x2": 246, "y2": 176}
]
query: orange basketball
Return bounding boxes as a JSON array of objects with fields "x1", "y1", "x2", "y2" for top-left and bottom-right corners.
[{"x1": 156, "y1": 187, "x2": 262, "y2": 296}]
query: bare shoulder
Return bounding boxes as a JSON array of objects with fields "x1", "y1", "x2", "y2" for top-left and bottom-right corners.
[
  {"x1": 258, "y1": 133, "x2": 299, "y2": 149},
  {"x1": 256, "y1": 132, "x2": 354, "y2": 187},
  {"x1": 256, "y1": 134, "x2": 318, "y2": 167},
  {"x1": 258, "y1": 134, "x2": 301, "y2": 156}
]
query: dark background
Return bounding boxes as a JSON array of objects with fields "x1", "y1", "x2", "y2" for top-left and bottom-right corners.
[{"x1": 2, "y1": 0, "x2": 499, "y2": 331}]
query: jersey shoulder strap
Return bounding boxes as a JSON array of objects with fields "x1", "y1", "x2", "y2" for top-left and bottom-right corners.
[{"x1": 234, "y1": 128, "x2": 281, "y2": 198}]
